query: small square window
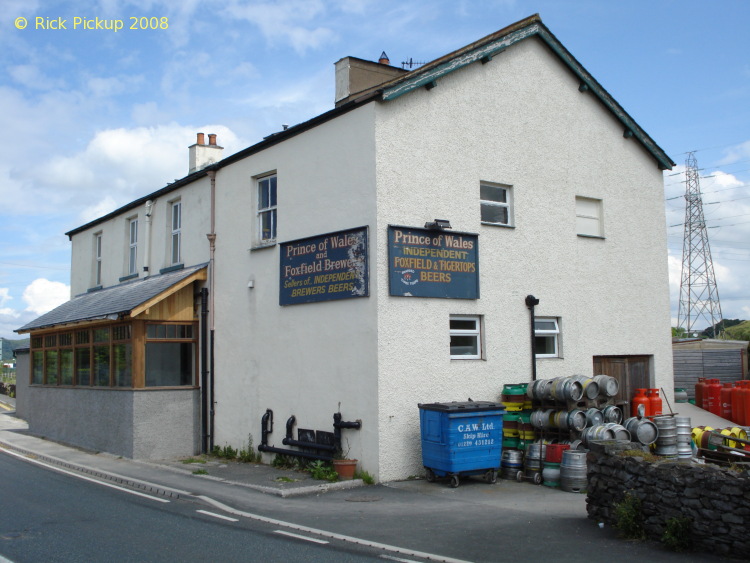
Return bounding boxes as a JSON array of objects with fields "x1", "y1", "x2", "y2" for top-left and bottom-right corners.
[
  {"x1": 576, "y1": 196, "x2": 603, "y2": 237},
  {"x1": 534, "y1": 317, "x2": 561, "y2": 358},
  {"x1": 481, "y1": 183, "x2": 513, "y2": 227},
  {"x1": 450, "y1": 315, "x2": 483, "y2": 359}
]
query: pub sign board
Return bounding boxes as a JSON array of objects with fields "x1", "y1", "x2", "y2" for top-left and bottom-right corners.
[
  {"x1": 388, "y1": 225, "x2": 479, "y2": 299},
  {"x1": 280, "y1": 226, "x2": 369, "y2": 305}
]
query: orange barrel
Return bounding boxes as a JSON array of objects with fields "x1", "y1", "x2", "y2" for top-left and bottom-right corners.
[
  {"x1": 695, "y1": 377, "x2": 706, "y2": 409},
  {"x1": 720, "y1": 383, "x2": 734, "y2": 421},
  {"x1": 631, "y1": 388, "x2": 650, "y2": 418},
  {"x1": 731, "y1": 383, "x2": 744, "y2": 426},
  {"x1": 647, "y1": 389, "x2": 663, "y2": 417},
  {"x1": 705, "y1": 379, "x2": 722, "y2": 416}
]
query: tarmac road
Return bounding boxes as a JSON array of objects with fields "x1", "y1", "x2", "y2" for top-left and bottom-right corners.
[{"x1": 0, "y1": 397, "x2": 739, "y2": 563}]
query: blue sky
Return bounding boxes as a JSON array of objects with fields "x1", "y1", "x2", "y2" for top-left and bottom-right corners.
[{"x1": 1, "y1": 0, "x2": 749, "y2": 338}]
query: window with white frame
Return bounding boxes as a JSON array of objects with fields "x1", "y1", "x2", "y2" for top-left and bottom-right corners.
[
  {"x1": 128, "y1": 218, "x2": 138, "y2": 276},
  {"x1": 449, "y1": 315, "x2": 483, "y2": 359},
  {"x1": 94, "y1": 233, "x2": 102, "y2": 286},
  {"x1": 575, "y1": 196, "x2": 603, "y2": 237},
  {"x1": 257, "y1": 174, "x2": 277, "y2": 243},
  {"x1": 170, "y1": 201, "x2": 182, "y2": 265},
  {"x1": 480, "y1": 182, "x2": 513, "y2": 227},
  {"x1": 534, "y1": 317, "x2": 561, "y2": 358}
]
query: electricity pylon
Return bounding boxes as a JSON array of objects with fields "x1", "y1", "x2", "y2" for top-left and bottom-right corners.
[{"x1": 677, "y1": 152, "x2": 723, "y2": 337}]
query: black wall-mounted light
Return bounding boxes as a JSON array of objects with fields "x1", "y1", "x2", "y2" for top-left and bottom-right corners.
[{"x1": 424, "y1": 219, "x2": 452, "y2": 230}]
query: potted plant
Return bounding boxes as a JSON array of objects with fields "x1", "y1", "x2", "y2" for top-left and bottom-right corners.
[{"x1": 332, "y1": 440, "x2": 358, "y2": 480}]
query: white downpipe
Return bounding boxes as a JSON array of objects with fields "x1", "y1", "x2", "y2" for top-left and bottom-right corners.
[{"x1": 143, "y1": 199, "x2": 153, "y2": 275}]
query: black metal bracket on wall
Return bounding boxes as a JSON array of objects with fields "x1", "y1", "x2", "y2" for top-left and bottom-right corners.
[{"x1": 258, "y1": 408, "x2": 361, "y2": 462}]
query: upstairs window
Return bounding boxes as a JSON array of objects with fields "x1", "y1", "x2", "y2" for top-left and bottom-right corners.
[
  {"x1": 480, "y1": 183, "x2": 513, "y2": 227},
  {"x1": 128, "y1": 218, "x2": 138, "y2": 275},
  {"x1": 576, "y1": 196, "x2": 603, "y2": 238},
  {"x1": 257, "y1": 174, "x2": 277, "y2": 243},
  {"x1": 94, "y1": 233, "x2": 103, "y2": 286},
  {"x1": 171, "y1": 201, "x2": 182, "y2": 265}
]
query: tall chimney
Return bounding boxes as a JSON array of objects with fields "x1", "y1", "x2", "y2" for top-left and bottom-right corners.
[{"x1": 189, "y1": 132, "x2": 223, "y2": 174}]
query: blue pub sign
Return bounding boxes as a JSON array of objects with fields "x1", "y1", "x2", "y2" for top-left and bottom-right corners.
[
  {"x1": 388, "y1": 225, "x2": 479, "y2": 299},
  {"x1": 280, "y1": 226, "x2": 369, "y2": 305}
]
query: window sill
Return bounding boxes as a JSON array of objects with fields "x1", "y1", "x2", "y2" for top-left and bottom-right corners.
[
  {"x1": 481, "y1": 222, "x2": 515, "y2": 229},
  {"x1": 160, "y1": 264, "x2": 184, "y2": 274},
  {"x1": 577, "y1": 234, "x2": 605, "y2": 240},
  {"x1": 119, "y1": 273, "x2": 139, "y2": 282},
  {"x1": 250, "y1": 241, "x2": 277, "y2": 251}
]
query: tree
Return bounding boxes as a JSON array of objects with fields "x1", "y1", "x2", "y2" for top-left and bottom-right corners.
[{"x1": 701, "y1": 319, "x2": 744, "y2": 339}]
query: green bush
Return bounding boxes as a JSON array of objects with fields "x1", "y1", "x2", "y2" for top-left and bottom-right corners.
[
  {"x1": 308, "y1": 460, "x2": 338, "y2": 482},
  {"x1": 354, "y1": 469, "x2": 375, "y2": 484},
  {"x1": 272, "y1": 454, "x2": 299, "y2": 469},
  {"x1": 661, "y1": 517, "x2": 693, "y2": 552},
  {"x1": 613, "y1": 493, "x2": 646, "y2": 540},
  {"x1": 238, "y1": 435, "x2": 262, "y2": 463}
]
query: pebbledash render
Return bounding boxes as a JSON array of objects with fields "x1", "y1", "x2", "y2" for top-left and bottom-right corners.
[{"x1": 17, "y1": 15, "x2": 675, "y2": 481}]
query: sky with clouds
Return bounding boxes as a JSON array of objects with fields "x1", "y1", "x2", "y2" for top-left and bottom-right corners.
[{"x1": 1, "y1": 0, "x2": 749, "y2": 339}]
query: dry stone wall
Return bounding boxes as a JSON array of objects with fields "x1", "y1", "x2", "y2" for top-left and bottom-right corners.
[{"x1": 586, "y1": 441, "x2": 750, "y2": 558}]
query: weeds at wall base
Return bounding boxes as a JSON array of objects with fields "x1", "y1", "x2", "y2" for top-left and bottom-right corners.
[
  {"x1": 661, "y1": 517, "x2": 693, "y2": 552},
  {"x1": 613, "y1": 493, "x2": 646, "y2": 541}
]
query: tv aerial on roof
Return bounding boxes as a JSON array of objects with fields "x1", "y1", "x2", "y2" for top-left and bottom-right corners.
[{"x1": 401, "y1": 58, "x2": 427, "y2": 69}]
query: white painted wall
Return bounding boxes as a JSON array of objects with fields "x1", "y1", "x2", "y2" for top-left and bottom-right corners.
[
  {"x1": 373, "y1": 38, "x2": 673, "y2": 480},
  {"x1": 69, "y1": 177, "x2": 211, "y2": 295},
  {"x1": 211, "y1": 105, "x2": 381, "y2": 472}
]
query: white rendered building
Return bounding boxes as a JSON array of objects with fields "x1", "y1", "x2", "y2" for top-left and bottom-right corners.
[{"x1": 17, "y1": 15, "x2": 675, "y2": 481}]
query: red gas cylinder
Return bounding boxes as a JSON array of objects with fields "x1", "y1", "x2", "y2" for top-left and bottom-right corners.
[
  {"x1": 743, "y1": 382, "x2": 750, "y2": 427},
  {"x1": 705, "y1": 379, "x2": 722, "y2": 415},
  {"x1": 631, "y1": 388, "x2": 650, "y2": 418},
  {"x1": 695, "y1": 377, "x2": 706, "y2": 409},
  {"x1": 731, "y1": 382, "x2": 744, "y2": 426},
  {"x1": 720, "y1": 383, "x2": 734, "y2": 421},
  {"x1": 647, "y1": 388, "x2": 663, "y2": 417}
]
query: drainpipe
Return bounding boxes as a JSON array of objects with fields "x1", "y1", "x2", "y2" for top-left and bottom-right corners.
[
  {"x1": 206, "y1": 170, "x2": 217, "y2": 451},
  {"x1": 143, "y1": 200, "x2": 153, "y2": 275},
  {"x1": 525, "y1": 295, "x2": 539, "y2": 382},
  {"x1": 200, "y1": 288, "x2": 209, "y2": 453}
]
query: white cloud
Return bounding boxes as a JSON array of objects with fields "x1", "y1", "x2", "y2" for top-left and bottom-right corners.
[
  {"x1": 718, "y1": 141, "x2": 750, "y2": 166},
  {"x1": 22, "y1": 279, "x2": 70, "y2": 315},
  {"x1": 222, "y1": 0, "x2": 336, "y2": 54},
  {"x1": 22, "y1": 123, "x2": 243, "y2": 221},
  {"x1": 0, "y1": 288, "x2": 12, "y2": 308},
  {"x1": 8, "y1": 64, "x2": 66, "y2": 91}
]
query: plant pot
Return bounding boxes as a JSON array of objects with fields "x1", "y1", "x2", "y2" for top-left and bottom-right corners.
[{"x1": 332, "y1": 459, "x2": 358, "y2": 480}]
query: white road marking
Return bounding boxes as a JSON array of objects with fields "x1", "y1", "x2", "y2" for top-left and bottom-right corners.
[
  {"x1": 198, "y1": 495, "x2": 473, "y2": 563},
  {"x1": 196, "y1": 509, "x2": 239, "y2": 522},
  {"x1": 0, "y1": 447, "x2": 170, "y2": 503},
  {"x1": 274, "y1": 530, "x2": 329, "y2": 544}
]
